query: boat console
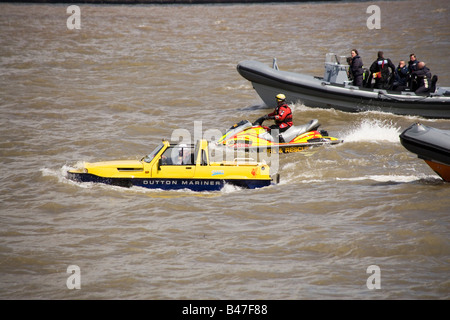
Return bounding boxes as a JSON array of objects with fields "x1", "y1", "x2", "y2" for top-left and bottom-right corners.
[{"x1": 323, "y1": 53, "x2": 350, "y2": 85}]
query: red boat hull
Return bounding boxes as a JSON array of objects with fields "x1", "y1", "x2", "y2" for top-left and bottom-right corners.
[{"x1": 424, "y1": 160, "x2": 450, "y2": 182}]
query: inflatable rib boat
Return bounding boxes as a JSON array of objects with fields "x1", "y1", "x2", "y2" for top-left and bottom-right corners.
[
  {"x1": 399, "y1": 123, "x2": 450, "y2": 181},
  {"x1": 237, "y1": 55, "x2": 450, "y2": 119}
]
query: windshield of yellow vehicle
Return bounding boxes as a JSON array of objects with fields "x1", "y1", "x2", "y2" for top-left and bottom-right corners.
[{"x1": 142, "y1": 143, "x2": 165, "y2": 163}]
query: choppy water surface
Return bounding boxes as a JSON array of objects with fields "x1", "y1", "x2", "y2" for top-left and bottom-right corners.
[{"x1": 1, "y1": 1, "x2": 449, "y2": 300}]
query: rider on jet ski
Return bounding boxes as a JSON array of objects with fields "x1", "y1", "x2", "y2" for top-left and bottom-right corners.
[{"x1": 263, "y1": 93, "x2": 293, "y2": 139}]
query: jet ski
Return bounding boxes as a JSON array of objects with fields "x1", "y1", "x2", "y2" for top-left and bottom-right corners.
[{"x1": 217, "y1": 117, "x2": 342, "y2": 153}]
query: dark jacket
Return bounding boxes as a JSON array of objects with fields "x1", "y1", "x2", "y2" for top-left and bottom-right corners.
[
  {"x1": 412, "y1": 66, "x2": 432, "y2": 93},
  {"x1": 350, "y1": 55, "x2": 364, "y2": 77},
  {"x1": 394, "y1": 65, "x2": 410, "y2": 86},
  {"x1": 408, "y1": 60, "x2": 419, "y2": 72},
  {"x1": 370, "y1": 57, "x2": 396, "y2": 88}
]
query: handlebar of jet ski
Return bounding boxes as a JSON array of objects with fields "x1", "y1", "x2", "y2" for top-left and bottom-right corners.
[{"x1": 253, "y1": 116, "x2": 266, "y2": 126}]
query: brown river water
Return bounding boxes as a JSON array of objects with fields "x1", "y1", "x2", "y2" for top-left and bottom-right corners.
[{"x1": 1, "y1": 1, "x2": 449, "y2": 300}]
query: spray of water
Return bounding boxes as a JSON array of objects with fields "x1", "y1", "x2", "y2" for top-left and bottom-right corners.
[{"x1": 342, "y1": 119, "x2": 401, "y2": 143}]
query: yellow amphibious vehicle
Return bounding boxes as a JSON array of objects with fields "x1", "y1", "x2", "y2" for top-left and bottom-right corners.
[{"x1": 67, "y1": 140, "x2": 275, "y2": 191}]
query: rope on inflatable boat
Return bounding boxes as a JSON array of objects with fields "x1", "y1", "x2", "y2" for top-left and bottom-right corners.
[{"x1": 377, "y1": 91, "x2": 431, "y2": 102}]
